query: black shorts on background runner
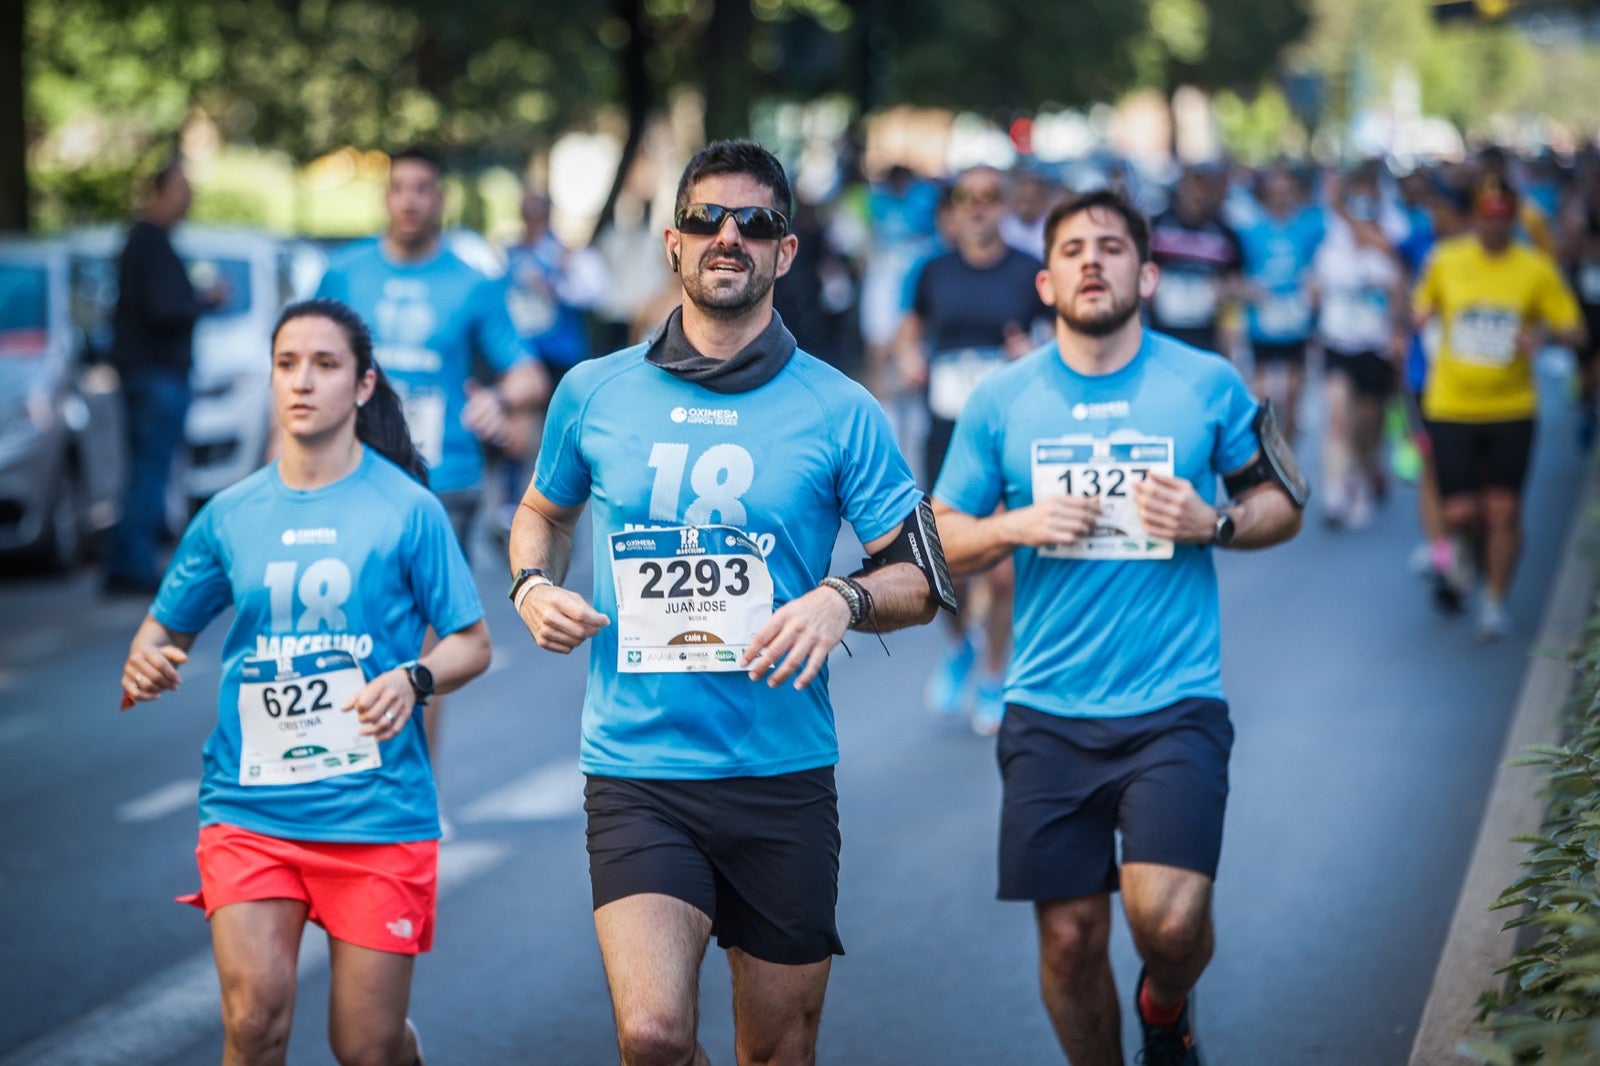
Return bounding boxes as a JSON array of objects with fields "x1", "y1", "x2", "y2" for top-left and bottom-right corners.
[
  {"x1": 583, "y1": 767, "x2": 843, "y2": 965},
  {"x1": 1327, "y1": 349, "x2": 1397, "y2": 398},
  {"x1": 996, "y1": 698, "x2": 1233, "y2": 901},
  {"x1": 1253, "y1": 340, "x2": 1307, "y2": 369},
  {"x1": 1424, "y1": 418, "x2": 1536, "y2": 498}
]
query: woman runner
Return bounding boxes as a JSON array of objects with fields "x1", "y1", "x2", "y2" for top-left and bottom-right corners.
[{"x1": 118, "y1": 298, "x2": 490, "y2": 1065}]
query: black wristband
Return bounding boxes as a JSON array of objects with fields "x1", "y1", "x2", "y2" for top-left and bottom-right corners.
[{"x1": 819, "y1": 576, "x2": 867, "y2": 627}]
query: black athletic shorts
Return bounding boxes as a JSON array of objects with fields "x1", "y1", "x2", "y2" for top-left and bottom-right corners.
[
  {"x1": 924, "y1": 415, "x2": 957, "y2": 492},
  {"x1": 1327, "y1": 349, "x2": 1397, "y2": 399},
  {"x1": 1423, "y1": 418, "x2": 1536, "y2": 499},
  {"x1": 436, "y1": 488, "x2": 482, "y2": 564},
  {"x1": 583, "y1": 767, "x2": 844, "y2": 965},
  {"x1": 1579, "y1": 305, "x2": 1600, "y2": 369},
  {"x1": 996, "y1": 698, "x2": 1233, "y2": 901},
  {"x1": 1252, "y1": 340, "x2": 1307, "y2": 369}
]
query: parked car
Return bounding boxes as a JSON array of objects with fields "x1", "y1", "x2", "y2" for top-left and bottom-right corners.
[
  {"x1": 0, "y1": 238, "x2": 124, "y2": 570},
  {"x1": 69, "y1": 226, "x2": 327, "y2": 524}
]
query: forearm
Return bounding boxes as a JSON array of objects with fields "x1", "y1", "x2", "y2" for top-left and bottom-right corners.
[
  {"x1": 420, "y1": 620, "x2": 492, "y2": 696},
  {"x1": 932, "y1": 503, "x2": 1016, "y2": 576},
  {"x1": 498, "y1": 360, "x2": 552, "y2": 411},
  {"x1": 1223, "y1": 486, "x2": 1301, "y2": 550},
  {"x1": 130, "y1": 614, "x2": 196, "y2": 655},
  {"x1": 509, "y1": 494, "x2": 577, "y2": 584},
  {"x1": 850, "y1": 561, "x2": 937, "y2": 631}
]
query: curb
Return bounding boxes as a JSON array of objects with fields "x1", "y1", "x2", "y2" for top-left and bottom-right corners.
[{"x1": 1408, "y1": 453, "x2": 1600, "y2": 1064}]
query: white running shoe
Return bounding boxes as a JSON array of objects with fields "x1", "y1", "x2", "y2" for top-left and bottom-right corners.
[
  {"x1": 1477, "y1": 599, "x2": 1509, "y2": 642},
  {"x1": 1408, "y1": 542, "x2": 1434, "y2": 578},
  {"x1": 406, "y1": 1018, "x2": 426, "y2": 1066}
]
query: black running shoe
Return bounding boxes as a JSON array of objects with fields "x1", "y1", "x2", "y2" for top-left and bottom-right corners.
[
  {"x1": 1134, "y1": 968, "x2": 1203, "y2": 1066},
  {"x1": 1431, "y1": 569, "x2": 1465, "y2": 615}
]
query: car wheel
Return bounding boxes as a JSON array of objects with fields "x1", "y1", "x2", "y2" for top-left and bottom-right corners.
[{"x1": 37, "y1": 467, "x2": 84, "y2": 573}]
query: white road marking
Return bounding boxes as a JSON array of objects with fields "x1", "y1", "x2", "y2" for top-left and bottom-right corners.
[
  {"x1": 115, "y1": 780, "x2": 200, "y2": 823},
  {"x1": 459, "y1": 760, "x2": 584, "y2": 823},
  {"x1": 0, "y1": 841, "x2": 509, "y2": 1066}
]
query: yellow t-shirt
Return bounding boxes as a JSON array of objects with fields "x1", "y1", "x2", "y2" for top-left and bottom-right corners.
[{"x1": 1415, "y1": 236, "x2": 1579, "y2": 422}]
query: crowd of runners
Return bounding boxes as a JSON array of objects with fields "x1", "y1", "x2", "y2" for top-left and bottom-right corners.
[{"x1": 110, "y1": 136, "x2": 1591, "y2": 1066}]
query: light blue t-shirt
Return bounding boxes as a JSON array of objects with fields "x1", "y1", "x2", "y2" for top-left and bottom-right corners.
[
  {"x1": 1239, "y1": 207, "x2": 1325, "y2": 344},
  {"x1": 934, "y1": 332, "x2": 1260, "y2": 719},
  {"x1": 151, "y1": 448, "x2": 484, "y2": 842},
  {"x1": 535, "y1": 345, "x2": 923, "y2": 779},
  {"x1": 316, "y1": 240, "x2": 533, "y2": 494}
]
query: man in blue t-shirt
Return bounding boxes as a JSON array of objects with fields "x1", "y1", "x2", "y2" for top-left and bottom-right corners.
[
  {"x1": 934, "y1": 189, "x2": 1303, "y2": 1066},
  {"x1": 508, "y1": 141, "x2": 942, "y2": 1064}
]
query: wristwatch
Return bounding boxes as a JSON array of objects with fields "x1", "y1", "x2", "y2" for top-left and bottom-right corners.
[
  {"x1": 508, "y1": 567, "x2": 552, "y2": 604},
  {"x1": 1212, "y1": 508, "x2": 1237, "y2": 548},
  {"x1": 399, "y1": 660, "x2": 435, "y2": 703}
]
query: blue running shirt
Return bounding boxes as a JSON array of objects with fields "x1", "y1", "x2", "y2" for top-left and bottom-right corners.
[
  {"x1": 1238, "y1": 207, "x2": 1325, "y2": 344},
  {"x1": 151, "y1": 449, "x2": 484, "y2": 842},
  {"x1": 317, "y1": 241, "x2": 533, "y2": 494},
  {"x1": 934, "y1": 332, "x2": 1260, "y2": 719},
  {"x1": 536, "y1": 347, "x2": 923, "y2": 779}
]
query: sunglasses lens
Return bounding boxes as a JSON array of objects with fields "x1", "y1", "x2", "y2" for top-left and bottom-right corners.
[{"x1": 676, "y1": 204, "x2": 789, "y2": 239}]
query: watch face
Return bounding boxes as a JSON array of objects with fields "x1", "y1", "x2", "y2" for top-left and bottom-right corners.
[{"x1": 409, "y1": 663, "x2": 435, "y2": 696}]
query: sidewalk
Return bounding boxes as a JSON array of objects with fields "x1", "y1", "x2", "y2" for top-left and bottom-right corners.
[{"x1": 1409, "y1": 451, "x2": 1600, "y2": 1063}]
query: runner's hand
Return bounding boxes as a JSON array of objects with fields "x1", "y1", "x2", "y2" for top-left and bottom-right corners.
[
  {"x1": 741, "y1": 587, "x2": 852, "y2": 691},
  {"x1": 120, "y1": 644, "x2": 188, "y2": 705},
  {"x1": 1003, "y1": 495, "x2": 1102, "y2": 549},
  {"x1": 345, "y1": 669, "x2": 416, "y2": 741},
  {"x1": 1133, "y1": 473, "x2": 1213, "y2": 543},
  {"x1": 462, "y1": 381, "x2": 512, "y2": 448},
  {"x1": 517, "y1": 584, "x2": 610, "y2": 654}
]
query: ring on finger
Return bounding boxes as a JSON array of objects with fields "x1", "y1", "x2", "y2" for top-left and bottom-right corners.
[{"x1": 382, "y1": 710, "x2": 396, "y2": 724}]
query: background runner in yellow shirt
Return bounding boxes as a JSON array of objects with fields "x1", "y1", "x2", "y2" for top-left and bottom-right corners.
[{"x1": 1412, "y1": 178, "x2": 1583, "y2": 638}]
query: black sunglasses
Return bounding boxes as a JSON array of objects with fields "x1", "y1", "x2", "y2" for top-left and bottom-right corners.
[{"x1": 675, "y1": 203, "x2": 790, "y2": 240}]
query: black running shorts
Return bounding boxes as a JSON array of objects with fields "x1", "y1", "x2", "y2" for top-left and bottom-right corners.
[
  {"x1": 1327, "y1": 349, "x2": 1397, "y2": 399},
  {"x1": 996, "y1": 698, "x2": 1233, "y2": 901},
  {"x1": 1423, "y1": 418, "x2": 1536, "y2": 499},
  {"x1": 583, "y1": 767, "x2": 844, "y2": 965},
  {"x1": 1252, "y1": 340, "x2": 1307, "y2": 369}
]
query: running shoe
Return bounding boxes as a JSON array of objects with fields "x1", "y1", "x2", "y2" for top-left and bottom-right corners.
[
  {"x1": 971, "y1": 676, "x2": 1005, "y2": 737},
  {"x1": 925, "y1": 637, "x2": 976, "y2": 717},
  {"x1": 1408, "y1": 542, "x2": 1434, "y2": 579},
  {"x1": 1430, "y1": 538, "x2": 1474, "y2": 616},
  {"x1": 1477, "y1": 599, "x2": 1509, "y2": 642},
  {"x1": 1134, "y1": 968, "x2": 1203, "y2": 1066},
  {"x1": 406, "y1": 1018, "x2": 427, "y2": 1066}
]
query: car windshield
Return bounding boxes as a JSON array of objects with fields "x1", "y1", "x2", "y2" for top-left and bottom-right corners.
[
  {"x1": 0, "y1": 263, "x2": 49, "y2": 357},
  {"x1": 185, "y1": 256, "x2": 251, "y2": 318}
]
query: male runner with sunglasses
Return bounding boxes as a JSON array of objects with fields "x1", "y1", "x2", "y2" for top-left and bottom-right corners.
[{"x1": 509, "y1": 140, "x2": 948, "y2": 1065}]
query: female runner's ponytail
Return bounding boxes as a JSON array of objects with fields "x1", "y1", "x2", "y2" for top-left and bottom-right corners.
[{"x1": 271, "y1": 298, "x2": 430, "y2": 487}]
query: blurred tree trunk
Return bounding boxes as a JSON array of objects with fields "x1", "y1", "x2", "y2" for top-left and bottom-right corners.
[
  {"x1": 700, "y1": 0, "x2": 752, "y2": 142},
  {"x1": 0, "y1": 0, "x2": 28, "y2": 231},
  {"x1": 593, "y1": 0, "x2": 652, "y2": 238}
]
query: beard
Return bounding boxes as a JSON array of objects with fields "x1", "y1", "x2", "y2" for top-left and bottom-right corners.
[
  {"x1": 1057, "y1": 284, "x2": 1141, "y2": 338},
  {"x1": 681, "y1": 247, "x2": 776, "y2": 321}
]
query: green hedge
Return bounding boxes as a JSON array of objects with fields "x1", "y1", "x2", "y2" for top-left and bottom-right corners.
[{"x1": 1466, "y1": 575, "x2": 1600, "y2": 1064}]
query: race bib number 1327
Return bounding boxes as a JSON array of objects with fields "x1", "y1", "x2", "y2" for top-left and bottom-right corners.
[{"x1": 1031, "y1": 436, "x2": 1176, "y2": 560}]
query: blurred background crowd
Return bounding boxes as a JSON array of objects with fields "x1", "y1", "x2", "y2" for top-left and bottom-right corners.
[{"x1": 4, "y1": 0, "x2": 1600, "y2": 576}]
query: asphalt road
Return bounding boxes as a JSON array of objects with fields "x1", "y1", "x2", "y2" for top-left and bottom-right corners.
[{"x1": 0, "y1": 358, "x2": 1587, "y2": 1065}]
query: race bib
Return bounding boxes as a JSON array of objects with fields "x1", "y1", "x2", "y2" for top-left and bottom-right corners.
[
  {"x1": 395, "y1": 383, "x2": 445, "y2": 468},
  {"x1": 1579, "y1": 263, "x2": 1600, "y2": 305},
  {"x1": 1322, "y1": 289, "x2": 1390, "y2": 347},
  {"x1": 1153, "y1": 272, "x2": 1219, "y2": 329},
  {"x1": 611, "y1": 525, "x2": 774, "y2": 673},
  {"x1": 928, "y1": 346, "x2": 1007, "y2": 421},
  {"x1": 1031, "y1": 436, "x2": 1175, "y2": 560},
  {"x1": 1449, "y1": 307, "x2": 1521, "y2": 367},
  {"x1": 237, "y1": 650, "x2": 379, "y2": 786},
  {"x1": 1256, "y1": 291, "x2": 1311, "y2": 337}
]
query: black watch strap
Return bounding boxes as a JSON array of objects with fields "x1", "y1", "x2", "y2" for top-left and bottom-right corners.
[{"x1": 399, "y1": 659, "x2": 434, "y2": 702}]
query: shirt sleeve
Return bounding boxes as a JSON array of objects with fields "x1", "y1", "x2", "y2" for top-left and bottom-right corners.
[
  {"x1": 1213, "y1": 366, "x2": 1264, "y2": 476},
  {"x1": 532, "y1": 370, "x2": 593, "y2": 507},
  {"x1": 834, "y1": 389, "x2": 924, "y2": 546},
  {"x1": 149, "y1": 506, "x2": 233, "y2": 636},
  {"x1": 933, "y1": 385, "x2": 1006, "y2": 517},
  {"x1": 472, "y1": 276, "x2": 537, "y2": 375},
  {"x1": 1535, "y1": 257, "x2": 1582, "y2": 332},
  {"x1": 313, "y1": 265, "x2": 347, "y2": 303},
  {"x1": 404, "y1": 494, "x2": 485, "y2": 638},
  {"x1": 1412, "y1": 253, "x2": 1442, "y2": 318}
]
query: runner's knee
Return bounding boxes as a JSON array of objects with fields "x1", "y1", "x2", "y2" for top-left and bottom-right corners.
[
  {"x1": 1036, "y1": 903, "x2": 1112, "y2": 978},
  {"x1": 219, "y1": 982, "x2": 294, "y2": 1058},
  {"x1": 616, "y1": 1009, "x2": 700, "y2": 1066}
]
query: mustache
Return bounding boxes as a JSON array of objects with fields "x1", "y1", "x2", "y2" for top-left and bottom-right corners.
[{"x1": 701, "y1": 247, "x2": 755, "y2": 271}]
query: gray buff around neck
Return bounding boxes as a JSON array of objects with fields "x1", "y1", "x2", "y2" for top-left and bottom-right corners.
[{"x1": 644, "y1": 306, "x2": 798, "y2": 394}]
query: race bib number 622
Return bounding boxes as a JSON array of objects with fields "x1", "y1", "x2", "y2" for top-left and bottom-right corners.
[{"x1": 237, "y1": 649, "x2": 379, "y2": 786}]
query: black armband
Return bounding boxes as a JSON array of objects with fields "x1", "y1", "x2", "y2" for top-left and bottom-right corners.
[
  {"x1": 1222, "y1": 402, "x2": 1310, "y2": 508},
  {"x1": 852, "y1": 495, "x2": 958, "y2": 614}
]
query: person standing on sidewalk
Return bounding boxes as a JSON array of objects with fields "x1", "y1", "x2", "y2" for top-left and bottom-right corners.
[
  {"x1": 103, "y1": 156, "x2": 226, "y2": 596},
  {"x1": 509, "y1": 140, "x2": 947, "y2": 1065},
  {"x1": 933, "y1": 189, "x2": 1304, "y2": 1065}
]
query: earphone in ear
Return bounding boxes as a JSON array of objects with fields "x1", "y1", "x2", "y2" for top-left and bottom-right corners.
[{"x1": 670, "y1": 251, "x2": 680, "y2": 272}]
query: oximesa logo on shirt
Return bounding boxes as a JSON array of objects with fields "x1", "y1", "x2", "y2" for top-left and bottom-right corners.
[
  {"x1": 1071, "y1": 401, "x2": 1131, "y2": 421},
  {"x1": 670, "y1": 406, "x2": 739, "y2": 426},
  {"x1": 282, "y1": 528, "x2": 338, "y2": 546}
]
